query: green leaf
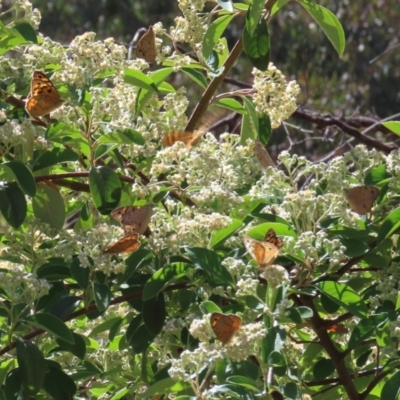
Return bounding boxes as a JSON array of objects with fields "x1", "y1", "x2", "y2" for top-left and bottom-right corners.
[
  {"x1": 2, "y1": 161, "x2": 36, "y2": 196},
  {"x1": 226, "y1": 376, "x2": 258, "y2": 391},
  {"x1": 124, "y1": 68, "x2": 159, "y2": 92},
  {"x1": 93, "y1": 282, "x2": 111, "y2": 312},
  {"x1": 49, "y1": 296, "x2": 81, "y2": 321},
  {"x1": 215, "y1": 98, "x2": 247, "y2": 114},
  {"x1": 32, "y1": 182, "x2": 65, "y2": 231},
  {"x1": 4, "y1": 369, "x2": 30, "y2": 400},
  {"x1": 14, "y1": 23, "x2": 37, "y2": 43},
  {"x1": 15, "y1": 338, "x2": 46, "y2": 395},
  {"x1": 243, "y1": 15, "x2": 270, "y2": 71},
  {"x1": 97, "y1": 129, "x2": 145, "y2": 145},
  {"x1": 313, "y1": 358, "x2": 334, "y2": 381},
  {"x1": 37, "y1": 260, "x2": 71, "y2": 281},
  {"x1": 297, "y1": 0, "x2": 345, "y2": 55},
  {"x1": 185, "y1": 247, "x2": 234, "y2": 286},
  {"x1": 383, "y1": 121, "x2": 400, "y2": 136},
  {"x1": 42, "y1": 362, "x2": 77, "y2": 400},
  {"x1": 45, "y1": 123, "x2": 90, "y2": 157},
  {"x1": 268, "y1": 350, "x2": 286, "y2": 367},
  {"x1": 143, "y1": 293, "x2": 166, "y2": 335},
  {"x1": 150, "y1": 67, "x2": 174, "y2": 85},
  {"x1": 258, "y1": 114, "x2": 272, "y2": 145},
  {"x1": 261, "y1": 326, "x2": 286, "y2": 362},
  {"x1": 381, "y1": 370, "x2": 400, "y2": 400},
  {"x1": 33, "y1": 148, "x2": 79, "y2": 172},
  {"x1": 316, "y1": 281, "x2": 368, "y2": 318},
  {"x1": 143, "y1": 263, "x2": 191, "y2": 301},
  {"x1": 210, "y1": 219, "x2": 244, "y2": 248},
  {"x1": 348, "y1": 314, "x2": 388, "y2": 349},
  {"x1": 0, "y1": 23, "x2": 29, "y2": 54},
  {"x1": 215, "y1": 360, "x2": 259, "y2": 383},
  {"x1": 377, "y1": 207, "x2": 400, "y2": 245},
  {"x1": 202, "y1": 15, "x2": 234, "y2": 60},
  {"x1": 282, "y1": 382, "x2": 302, "y2": 400},
  {"x1": 246, "y1": 0, "x2": 265, "y2": 35},
  {"x1": 0, "y1": 183, "x2": 27, "y2": 228},
  {"x1": 342, "y1": 239, "x2": 370, "y2": 257},
  {"x1": 89, "y1": 166, "x2": 121, "y2": 215},
  {"x1": 56, "y1": 332, "x2": 86, "y2": 360},
  {"x1": 24, "y1": 313, "x2": 74, "y2": 343},
  {"x1": 365, "y1": 164, "x2": 390, "y2": 184},
  {"x1": 70, "y1": 256, "x2": 90, "y2": 289},
  {"x1": 129, "y1": 324, "x2": 155, "y2": 354},
  {"x1": 240, "y1": 97, "x2": 258, "y2": 144},
  {"x1": 182, "y1": 67, "x2": 208, "y2": 89}
]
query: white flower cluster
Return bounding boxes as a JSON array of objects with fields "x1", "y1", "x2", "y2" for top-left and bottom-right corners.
[
  {"x1": 252, "y1": 64, "x2": 300, "y2": 128},
  {"x1": 171, "y1": 0, "x2": 207, "y2": 51},
  {"x1": 0, "y1": 266, "x2": 51, "y2": 305},
  {"x1": 0, "y1": 119, "x2": 39, "y2": 157}
]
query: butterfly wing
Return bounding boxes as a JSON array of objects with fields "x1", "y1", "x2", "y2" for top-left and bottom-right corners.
[
  {"x1": 344, "y1": 185, "x2": 380, "y2": 214},
  {"x1": 136, "y1": 26, "x2": 156, "y2": 63},
  {"x1": 26, "y1": 71, "x2": 64, "y2": 117},
  {"x1": 103, "y1": 233, "x2": 141, "y2": 254},
  {"x1": 210, "y1": 312, "x2": 242, "y2": 345},
  {"x1": 111, "y1": 205, "x2": 153, "y2": 235},
  {"x1": 263, "y1": 229, "x2": 283, "y2": 250},
  {"x1": 162, "y1": 130, "x2": 204, "y2": 150},
  {"x1": 254, "y1": 139, "x2": 275, "y2": 169},
  {"x1": 244, "y1": 234, "x2": 281, "y2": 266}
]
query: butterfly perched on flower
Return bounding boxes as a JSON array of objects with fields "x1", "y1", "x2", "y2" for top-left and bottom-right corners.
[
  {"x1": 210, "y1": 312, "x2": 242, "y2": 345},
  {"x1": 243, "y1": 228, "x2": 283, "y2": 267},
  {"x1": 111, "y1": 205, "x2": 153, "y2": 235},
  {"x1": 162, "y1": 130, "x2": 204, "y2": 150},
  {"x1": 343, "y1": 185, "x2": 380, "y2": 215},
  {"x1": 25, "y1": 71, "x2": 64, "y2": 119},
  {"x1": 136, "y1": 26, "x2": 156, "y2": 63},
  {"x1": 103, "y1": 233, "x2": 141, "y2": 254}
]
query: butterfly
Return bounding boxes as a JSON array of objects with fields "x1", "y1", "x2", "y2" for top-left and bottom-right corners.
[
  {"x1": 162, "y1": 130, "x2": 204, "y2": 150},
  {"x1": 111, "y1": 205, "x2": 153, "y2": 235},
  {"x1": 136, "y1": 26, "x2": 156, "y2": 63},
  {"x1": 243, "y1": 228, "x2": 283, "y2": 267},
  {"x1": 254, "y1": 139, "x2": 275, "y2": 169},
  {"x1": 25, "y1": 71, "x2": 65, "y2": 118},
  {"x1": 210, "y1": 312, "x2": 242, "y2": 345},
  {"x1": 343, "y1": 185, "x2": 380, "y2": 215},
  {"x1": 103, "y1": 233, "x2": 141, "y2": 254}
]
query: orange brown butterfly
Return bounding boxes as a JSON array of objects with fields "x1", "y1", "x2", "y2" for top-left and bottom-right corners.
[
  {"x1": 343, "y1": 185, "x2": 380, "y2": 215},
  {"x1": 111, "y1": 205, "x2": 153, "y2": 235},
  {"x1": 243, "y1": 228, "x2": 283, "y2": 267},
  {"x1": 254, "y1": 139, "x2": 275, "y2": 169},
  {"x1": 25, "y1": 71, "x2": 64, "y2": 119},
  {"x1": 136, "y1": 26, "x2": 156, "y2": 63},
  {"x1": 210, "y1": 312, "x2": 242, "y2": 345},
  {"x1": 162, "y1": 130, "x2": 204, "y2": 150},
  {"x1": 103, "y1": 233, "x2": 141, "y2": 254}
]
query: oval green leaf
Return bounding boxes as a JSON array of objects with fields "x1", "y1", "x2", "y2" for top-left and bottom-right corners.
[
  {"x1": 0, "y1": 183, "x2": 27, "y2": 228},
  {"x1": 32, "y1": 182, "x2": 65, "y2": 231},
  {"x1": 297, "y1": 0, "x2": 345, "y2": 55},
  {"x1": 3, "y1": 161, "x2": 36, "y2": 196},
  {"x1": 89, "y1": 166, "x2": 121, "y2": 215},
  {"x1": 24, "y1": 313, "x2": 74, "y2": 344}
]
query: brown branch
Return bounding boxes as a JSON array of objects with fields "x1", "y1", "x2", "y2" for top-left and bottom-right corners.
[
  {"x1": 300, "y1": 295, "x2": 361, "y2": 400},
  {"x1": 292, "y1": 109, "x2": 396, "y2": 154},
  {"x1": 186, "y1": 38, "x2": 244, "y2": 132}
]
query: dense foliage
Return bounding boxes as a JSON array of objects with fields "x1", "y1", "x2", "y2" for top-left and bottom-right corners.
[{"x1": 1, "y1": 0, "x2": 400, "y2": 399}]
